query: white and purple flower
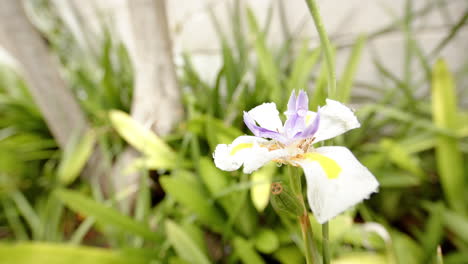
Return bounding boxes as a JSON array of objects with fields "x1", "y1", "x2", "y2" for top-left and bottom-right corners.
[{"x1": 213, "y1": 91, "x2": 379, "y2": 223}]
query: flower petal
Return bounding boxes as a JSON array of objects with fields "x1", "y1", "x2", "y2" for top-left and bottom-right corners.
[
  {"x1": 247, "y1": 102, "x2": 283, "y2": 132},
  {"x1": 285, "y1": 90, "x2": 296, "y2": 116},
  {"x1": 296, "y1": 90, "x2": 309, "y2": 116},
  {"x1": 306, "y1": 99, "x2": 360, "y2": 143},
  {"x1": 297, "y1": 112, "x2": 320, "y2": 139},
  {"x1": 298, "y1": 146, "x2": 379, "y2": 224},
  {"x1": 213, "y1": 136, "x2": 287, "y2": 174},
  {"x1": 243, "y1": 112, "x2": 287, "y2": 142}
]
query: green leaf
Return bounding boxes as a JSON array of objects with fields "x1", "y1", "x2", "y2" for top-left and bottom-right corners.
[
  {"x1": 332, "y1": 253, "x2": 387, "y2": 264},
  {"x1": 431, "y1": 59, "x2": 466, "y2": 214},
  {"x1": 310, "y1": 60, "x2": 329, "y2": 110},
  {"x1": 360, "y1": 104, "x2": 458, "y2": 137},
  {"x1": 337, "y1": 34, "x2": 366, "y2": 102},
  {"x1": 187, "y1": 115, "x2": 242, "y2": 150},
  {"x1": 377, "y1": 173, "x2": 421, "y2": 188},
  {"x1": 380, "y1": 138, "x2": 424, "y2": 178},
  {"x1": 0, "y1": 243, "x2": 151, "y2": 264},
  {"x1": 391, "y1": 231, "x2": 423, "y2": 264},
  {"x1": 287, "y1": 43, "x2": 320, "y2": 93},
  {"x1": 340, "y1": 224, "x2": 387, "y2": 250},
  {"x1": 253, "y1": 228, "x2": 279, "y2": 254},
  {"x1": 160, "y1": 172, "x2": 225, "y2": 231},
  {"x1": 251, "y1": 163, "x2": 276, "y2": 212},
  {"x1": 165, "y1": 220, "x2": 211, "y2": 264},
  {"x1": 109, "y1": 110, "x2": 176, "y2": 169},
  {"x1": 272, "y1": 245, "x2": 304, "y2": 264},
  {"x1": 419, "y1": 203, "x2": 444, "y2": 263},
  {"x1": 10, "y1": 191, "x2": 43, "y2": 239},
  {"x1": 199, "y1": 157, "x2": 230, "y2": 196},
  {"x1": 54, "y1": 189, "x2": 158, "y2": 241},
  {"x1": 57, "y1": 129, "x2": 96, "y2": 186},
  {"x1": 246, "y1": 8, "x2": 282, "y2": 104},
  {"x1": 441, "y1": 206, "x2": 468, "y2": 244},
  {"x1": 233, "y1": 236, "x2": 265, "y2": 264}
]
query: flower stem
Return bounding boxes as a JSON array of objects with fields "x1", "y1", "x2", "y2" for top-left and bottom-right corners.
[
  {"x1": 322, "y1": 222, "x2": 330, "y2": 264},
  {"x1": 303, "y1": 0, "x2": 336, "y2": 99},
  {"x1": 300, "y1": 214, "x2": 317, "y2": 264},
  {"x1": 289, "y1": 167, "x2": 319, "y2": 264}
]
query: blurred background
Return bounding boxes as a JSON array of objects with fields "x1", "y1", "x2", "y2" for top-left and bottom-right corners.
[{"x1": 0, "y1": 0, "x2": 467, "y2": 263}]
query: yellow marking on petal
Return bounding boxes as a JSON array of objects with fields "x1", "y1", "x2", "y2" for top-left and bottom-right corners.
[
  {"x1": 303, "y1": 153, "x2": 342, "y2": 179},
  {"x1": 305, "y1": 114, "x2": 313, "y2": 125},
  {"x1": 230, "y1": 143, "x2": 253, "y2": 155}
]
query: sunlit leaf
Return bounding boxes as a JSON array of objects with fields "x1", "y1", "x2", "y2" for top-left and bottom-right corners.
[
  {"x1": 0, "y1": 243, "x2": 151, "y2": 264},
  {"x1": 251, "y1": 163, "x2": 276, "y2": 212},
  {"x1": 431, "y1": 59, "x2": 465, "y2": 214},
  {"x1": 109, "y1": 110, "x2": 176, "y2": 169},
  {"x1": 55, "y1": 189, "x2": 158, "y2": 241}
]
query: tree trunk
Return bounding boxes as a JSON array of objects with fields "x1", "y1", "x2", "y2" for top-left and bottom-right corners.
[
  {"x1": 0, "y1": 0, "x2": 88, "y2": 147},
  {"x1": 0, "y1": 0, "x2": 109, "y2": 191},
  {"x1": 112, "y1": 0, "x2": 183, "y2": 207},
  {"x1": 127, "y1": 0, "x2": 182, "y2": 132}
]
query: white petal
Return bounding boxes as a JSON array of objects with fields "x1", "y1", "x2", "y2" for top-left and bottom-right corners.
[
  {"x1": 299, "y1": 146, "x2": 379, "y2": 224},
  {"x1": 213, "y1": 136, "x2": 287, "y2": 174},
  {"x1": 309, "y1": 99, "x2": 360, "y2": 143},
  {"x1": 248, "y1": 103, "x2": 283, "y2": 132}
]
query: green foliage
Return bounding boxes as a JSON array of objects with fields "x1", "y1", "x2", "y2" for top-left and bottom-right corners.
[
  {"x1": 0, "y1": 1, "x2": 467, "y2": 264},
  {"x1": 165, "y1": 220, "x2": 211, "y2": 264},
  {"x1": 431, "y1": 59, "x2": 466, "y2": 214},
  {"x1": 0, "y1": 243, "x2": 151, "y2": 264},
  {"x1": 55, "y1": 189, "x2": 158, "y2": 242},
  {"x1": 57, "y1": 129, "x2": 96, "y2": 186}
]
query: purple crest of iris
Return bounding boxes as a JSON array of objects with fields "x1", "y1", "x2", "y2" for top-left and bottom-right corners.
[{"x1": 243, "y1": 90, "x2": 320, "y2": 144}]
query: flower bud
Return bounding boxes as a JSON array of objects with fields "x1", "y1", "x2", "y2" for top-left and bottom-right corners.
[{"x1": 270, "y1": 182, "x2": 304, "y2": 217}]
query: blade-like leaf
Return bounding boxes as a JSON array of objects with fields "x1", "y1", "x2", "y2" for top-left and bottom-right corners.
[
  {"x1": 57, "y1": 129, "x2": 96, "y2": 186},
  {"x1": 246, "y1": 8, "x2": 282, "y2": 104},
  {"x1": 431, "y1": 59, "x2": 465, "y2": 214},
  {"x1": 337, "y1": 35, "x2": 366, "y2": 103},
  {"x1": 160, "y1": 172, "x2": 225, "y2": 231},
  {"x1": 54, "y1": 189, "x2": 158, "y2": 241},
  {"x1": 0, "y1": 243, "x2": 150, "y2": 264},
  {"x1": 165, "y1": 220, "x2": 211, "y2": 264},
  {"x1": 109, "y1": 110, "x2": 176, "y2": 169}
]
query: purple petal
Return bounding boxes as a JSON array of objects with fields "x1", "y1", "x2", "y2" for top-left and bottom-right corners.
[
  {"x1": 285, "y1": 90, "x2": 296, "y2": 116},
  {"x1": 283, "y1": 114, "x2": 306, "y2": 138},
  {"x1": 296, "y1": 91, "x2": 309, "y2": 116},
  {"x1": 243, "y1": 112, "x2": 287, "y2": 142},
  {"x1": 297, "y1": 112, "x2": 320, "y2": 139}
]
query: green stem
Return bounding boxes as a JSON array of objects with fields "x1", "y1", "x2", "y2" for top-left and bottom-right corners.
[
  {"x1": 304, "y1": 0, "x2": 336, "y2": 99},
  {"x1": 300, "y1": 214, "x2": 317, "y2": 264},
  {"x1": 289, "y1": 167, "x2": 319, "y2": 264},
  {"x1": 322, "y1": 222, "x2": 330, "y2": 264}
]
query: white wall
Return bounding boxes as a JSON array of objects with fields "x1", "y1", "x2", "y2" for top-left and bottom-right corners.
[{"x1": 22, "y1": 0, "x2": 468, "y2": 99}]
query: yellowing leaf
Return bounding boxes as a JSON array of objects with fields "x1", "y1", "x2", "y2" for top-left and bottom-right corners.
[
  {"x1": 0, "y1": 243, "x2": 151, "y2": 264},
  {"x1": 250, "y1": 163, "x2": 276, "y2": 212},
  {"x1": 109, "y1": 110, "x2": 176, "y2": 169}
]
